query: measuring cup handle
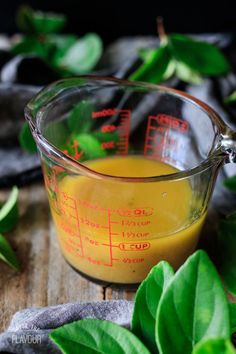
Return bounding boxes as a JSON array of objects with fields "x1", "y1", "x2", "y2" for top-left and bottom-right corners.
[{"x1": 221, "y1": 129, "x2": 236, "y2": 163}]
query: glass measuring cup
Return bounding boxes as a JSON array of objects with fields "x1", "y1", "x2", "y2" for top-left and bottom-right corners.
[{"x1": 25, "y1": 76, "x2": 236, "y2": 284}]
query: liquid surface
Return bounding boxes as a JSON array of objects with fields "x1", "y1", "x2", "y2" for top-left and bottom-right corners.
[{"x1": 48, "y1": 156, "x2": 206, "y2": 283}]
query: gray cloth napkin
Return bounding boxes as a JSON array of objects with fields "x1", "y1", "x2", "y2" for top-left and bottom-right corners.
[{"x1": 0, "y1": 300, "x2": 133, "y2": 353}]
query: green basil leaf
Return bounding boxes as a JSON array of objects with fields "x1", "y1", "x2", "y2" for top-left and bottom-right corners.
[
  {"x1": 68, "y1": 133, "x2": 107, "y2": 162},
  {"x1": 16, "y1": 5, "x2": 66, "y2": 34},
  {"x1": 48, "y1": 34, "x2": 78, "y2": 70},
  {"x1": 132, "y1": 261, "x2": 174, "y2": 353},
  {"x1": 0, "y1": 233, "x2": 20, "y2": 271},
  {"x1": 192, "y1": 338, "x2": 236, "y2": 354},
  {"x1": 224, "y1": 91, "x2": 236, "y2": 105},
  {"x1": 44, "y1": 120, "x2": 70, "y2": 148},
  {"x1": 129, "y1": 45, "x2": 172, "y2": 83},
  {"x1": 19, "y1": 122, "x2": 37, "y2": 153},
  {"x1": 224, "y1": 175, "x2": 236, "y2": 192},
  {"x1": 32, "y1": 12, "x2": 66, "y2": 34},
  {"x1": 49, "y1": 319, "x2": 151, "y2": 354},
  {"x1": 163, "y1": 59, "x2": 176, "y2": 80},
  {"x1": 0, "y1": 187, "x2": 19, "y2": 233},
  {"x1": 169, "y1": 33, "x2": 230, "y2": 76},
  {"x1": 16, "y1": 5, "x2": 35, "y2": 34},
  {"x1": 68, "y1": 101, "x2": 94, "y2": 134},
  {"x1": 175, "y1": 61, "x2": 202, "y2": 84},
  {"x1": 59, "y1": 33, "x2": 103, "y2": 74},
  {"x1": 12, "y1": 36, "x2": 50, "y2": 59},
  {"x1": 156, "y1": 250, "x2": 230, "y2": 354},
  {"x1": 218, "y1": 213, "x2": 236, "y2": 295},
  {"x1": 138, "y1": 48, "x2": 175, "y2": 81},
  {"x1": 138, "y1": 48, "x2": 156, "y2": 61},
  {"x1": 229, "y1": 303, "x2": 236, "y2": 334}
]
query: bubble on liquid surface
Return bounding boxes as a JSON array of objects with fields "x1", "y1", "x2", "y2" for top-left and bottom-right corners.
[{"x1": 162, "y1": 192, "x2": 167, "y2": 198}]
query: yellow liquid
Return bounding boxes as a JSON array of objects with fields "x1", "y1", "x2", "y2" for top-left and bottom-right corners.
[{"x1": 49, "y1": 156, "x2": 206, "y2": 283}]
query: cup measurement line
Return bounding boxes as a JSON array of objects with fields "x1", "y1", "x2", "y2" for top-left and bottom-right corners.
[
  {"x1": 59, "y1": 191, "x2": 84, "y2": 257},
  {"x1": 116, "y1": 109, "x2": 131, "y2": 155},
  {"x1": 144, "y1": 115, "x2": 153, "y2": 156},
  {"x1": 74, "y1": 198, "x2": 84, "y2": 257},
  {"x1": 102, "y1": 243, "x2": 119, "y2": 248},
  {"x1": 107, "y1": 208, "x2": 113, "y2": 267},
  {"x1": 144, "y1": 115, "x2": 169, "y2": 157},
  {"x1": 53, "y1": 191, "x2": 154, "y2": 267}
]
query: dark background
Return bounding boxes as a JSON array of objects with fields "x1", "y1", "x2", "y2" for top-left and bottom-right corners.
[{"x1": 1, "y1": 1, "x2": 236, "y2": 44}]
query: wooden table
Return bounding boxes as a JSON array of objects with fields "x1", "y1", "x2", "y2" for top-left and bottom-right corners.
[
  {"x1": 1, "y1": 180, "x2": 235, "y2": 332},
  {"x1": 0, "y1": 183, "x2": 136, "y2": 332}
]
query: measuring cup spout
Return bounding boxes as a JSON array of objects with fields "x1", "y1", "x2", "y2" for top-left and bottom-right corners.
[{"x1": 220, "y1": 129, "x2": 236, "y2": 163}]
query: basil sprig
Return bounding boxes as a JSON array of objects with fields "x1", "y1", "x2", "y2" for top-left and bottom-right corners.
[
  {"x1": 13, "y1": 5, "x2": 103, "y2": 76},
  {"x1": 130, "y1": 20, "x2": 230, "y2": 84},
  {"x1": 0, "y1": 187, "x2": 20, "y2": 271},
  {"x1": 49, "y1": 250, "x2": 236, "y2": 354}
]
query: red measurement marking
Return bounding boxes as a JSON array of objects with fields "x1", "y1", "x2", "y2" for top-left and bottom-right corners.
[
  {"x1": 76, "y1": 108, "x2": 131, "y2": 156},
  {"x1": 79, "y1": 217, "x2": 101, "y2": 229},
  {"x1": 52, "y1": 165, "x2": 65, "y2": 174},
  {"x1": 157, "y1": 114, "x2": 188, "y2": 132},
  {"x1": 59, "y1": 192, "x2": 84, "y2": 257},
  {"x1": 63, "y1": 241, "x2": 75, "y2": 254},
  {"x1": 64, "y1": 198, "x2": 153, "y2": 219},
  {"x1": 116, "y1": 207, "x2": 153, "y2": 217},
  {"x1": 101, "y1": 141, "x2": 115, "y2": 149},
  {"x1": 74, "y1": 200, "x2": 84, "y2": 257},
  {"x1": 122, "y1": 231, "x2": 150, "y2": 238},
  {"x1": 51, "y1": 166, "x2": 60, "y2": 211},
  {"x1": 78, "y1": 199, "x2": 107, "y2": 212},
  {"x1": 58, "y1": 220, "x2": 77, "y2": 237},
  {"x1": 121, "y1": 219, "x2": 151, "y2": 227},
  {"x1": 101, "y1": 124, "x2": 117, "y2": 133},
  {"x1": 102, "y1": 243, "x2": 119, "y2": 248},
  {"x1": 157, "y1": 126, "x2": 168, "y2": 133},
  {"x1": 92, "y1": 108, "x2": 117, "y2": 118},
  {"x1": 63, "y1": 140, "x2": 84, "y2": 161},
  {"x1": 107, "y1": 209, "x2": 113, "y2": 267},
  {"x1": 87, "y1": 256, "x2": 102, "y2": 265},
  {"x1": 61, "y1": 192, "x2": 76, "y2": 209},
  {"x1": 144, "y1": 114, "x2": 183, "y2": 157},
  {"x1": 123, "y1": 258, "x2": 144, "y2": 263},
  {"x1": 144, "y1": 115, "x2": 154, "y2": 156},
  {"x1": 67, "y1": 238, "x2": 81, "y2": 247},
  {"x1": 103, "y1": 263, "x2": 114, "y2": 267},
  {"x1": 116, "y1": 110, "x2": 130, "y2": 156},
  {"x1": 119, "y1": 242, "x2": 150, "y2": 251},
  {"x1": 85, "y1": 236, "x2": 99, "y2": 246}
]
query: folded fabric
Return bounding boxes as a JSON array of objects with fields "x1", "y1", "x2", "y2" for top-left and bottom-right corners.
[{"x1": 0, "y1": 300, "x2": 133, "y2": 354}]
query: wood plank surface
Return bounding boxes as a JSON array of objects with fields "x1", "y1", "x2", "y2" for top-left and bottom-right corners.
[
  {"x1": 1, "y1": 181, "x2": 234, "y2": 332},
  {"x1": 0, "y1": 183, "x2": 135, "y2": 332}
]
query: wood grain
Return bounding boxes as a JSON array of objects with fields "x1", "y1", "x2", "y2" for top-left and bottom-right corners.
[
  {"x1": 0, "y1": 183, "x2": 129, "y2": 332},
  {"x1": 1, "y1": 182, "x2": 236, "y2": 332}
]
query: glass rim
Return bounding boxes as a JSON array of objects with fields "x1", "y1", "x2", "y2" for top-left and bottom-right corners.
[{"x1": 25, "y1": 75, "x2": 228, "y2": 183}]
